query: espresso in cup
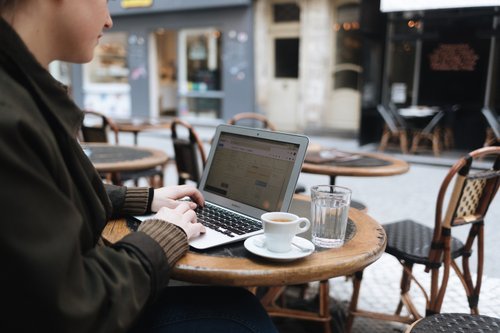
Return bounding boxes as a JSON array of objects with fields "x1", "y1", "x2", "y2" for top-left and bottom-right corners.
[
  {"x1": 261, "y1": 212, "x2": 310, "y2": 252},
  {"x1": 270, "y1": 218, "x2": 293, "y2": 223}
]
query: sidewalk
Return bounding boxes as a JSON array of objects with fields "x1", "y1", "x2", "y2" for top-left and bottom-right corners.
[{"x1": 117, "y1": 127, "x2": 500, "y2": 332}]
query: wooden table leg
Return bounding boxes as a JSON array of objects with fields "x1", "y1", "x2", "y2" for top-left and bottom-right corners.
[{"x1": 259, "y1": 281, "x2": 333, "y2": 333}]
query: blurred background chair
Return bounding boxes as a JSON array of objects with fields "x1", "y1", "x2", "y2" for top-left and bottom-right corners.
[
  {"x1": 377, "y1": 104, "x2": 410, "y2": 154},
  {"x1": 80, "y1": 109, "x2": 119, "y2": 144},
  {"x1": 80, "y1": 110, "x2": 165, "y2": 187},
  {"x1": 170, "y1": 118, "x2": 207, "y2": 185},
  {"x1": 346, "y1": 146, "x2": 500, "y2": 332},
  {"x1": 481, "y1": 107, "x2": 500, "y2": 147},
  {"x1": 228, "y1": 112, "x2": 277, "y2": 131},
  {"x1": 410, "y1": 110, "x2": 446, "y2": 156},
  {"x1": 405, "y1": 313, "x2": 500, "y2": 333}
]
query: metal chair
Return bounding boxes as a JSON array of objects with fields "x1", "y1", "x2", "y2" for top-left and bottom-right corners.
[
  {"x1": 80, "y1": 110, "x2": 165, "y2": 187},
  {"x1": 481, "y1": 107, "x2": 500, "y2": 147},
  {"x1": 170, "y1": 118, "x2": 207, "y2": 185},
  {"x1": 377, "y1": 104, "x2": 410, "y2": 154},
  {"x1": 346, "y1": 146, "x2": 500, "y2": 332},
  {"x1": 405, "y1": 313, "x2": 500, "y2": 333}
]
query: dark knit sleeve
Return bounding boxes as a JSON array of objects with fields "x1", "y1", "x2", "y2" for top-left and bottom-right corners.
[
  {"x1": 122, "y1": 187, "x2": 150, "y2": 215},
  {"x1": 137, "y1": 220, "x2": 189, "y2": 269},
  {"x1": 104, "y1": 184, "x2": 151, "y2": 217}
]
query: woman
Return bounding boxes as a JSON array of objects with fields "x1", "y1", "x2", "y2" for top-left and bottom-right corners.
[{"x1": 0, "y1": 1, "x2": 277, "y2": 332}]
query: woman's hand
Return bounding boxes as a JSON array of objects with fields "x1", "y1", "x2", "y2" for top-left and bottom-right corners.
[
  {"x1": 151, "y1": 185, "x2": 205, "y2": 212},
  {"x1": 150, "y1": 203, "x2": 205, "y2": 240}
]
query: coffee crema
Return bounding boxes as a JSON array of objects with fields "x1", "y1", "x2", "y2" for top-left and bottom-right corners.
[{"x1": 270, "y1": 218, "x2": 293, "y2": 223}]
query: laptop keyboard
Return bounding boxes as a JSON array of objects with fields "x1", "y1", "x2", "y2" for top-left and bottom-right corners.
[{"x1": 195, "y1": 203, "x2": 262, "y2": 238}]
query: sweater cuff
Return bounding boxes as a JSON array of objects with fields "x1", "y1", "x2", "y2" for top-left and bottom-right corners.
[
  {"x1": 122, "y1": 187, "x2": 150, "y2": 215},
  {"x1": 137, "y1": 219, "x2": 189, "y2": 269},
  {"x1": 146, "y1": 188, "x2": 154, "y2": 214}
]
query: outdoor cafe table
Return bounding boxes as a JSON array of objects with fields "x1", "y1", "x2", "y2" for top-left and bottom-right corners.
[
  {"x1": 302, "y1": 147, "x2": 410, "y2": 186},
  {"x1": 302, "y1": 148, "x2": 409, "y2": 212},
  {"x1": 82, "y1": 143, "x2": 168, "y2": 186},
  {"x1": 82, "y1": 143, "x2": 168, "y2": 173},
  {"x1": 112, "y1": 118, "x2": 172, "y2": 145},
  {"x1": 101, "y1": 194, "x2": 387, "y2": 333}
]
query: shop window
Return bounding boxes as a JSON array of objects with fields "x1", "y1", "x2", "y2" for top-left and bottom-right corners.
[
  {"x1": 275, "y1": 38, "x2": 300, "y2": 78},
  {"x1": 273, "y1": 3, "x2": 300, "y2": 23},
  {"x1": 389, "y1": 40, "x2": 416, "y2": 105},
  {"x1": 178, "y1": 28, "x2": 223, "y2": 118},
  {"x1": 333, "y1": 3, "x2": 362, "y2": 90},
  {"x1": 83, "y1": 32, "x2": 131, "y2": 118},
  {"x1": 87, "y1": 33, "x2": 129, "y2": 84},
  {"x1": 181, "y1": 29, "x2": 222, "y2": 92},
  {"x1": 419, "y1": 11, "x2": 491, "y2": 106}
]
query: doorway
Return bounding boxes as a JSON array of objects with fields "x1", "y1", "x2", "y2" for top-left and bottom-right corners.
[
  {"x1": 151, "y1": 28, "x2": 178, "y2": 118},
  {"x1": 267, "y1": 1, "x2": 301, "y2": 131}
]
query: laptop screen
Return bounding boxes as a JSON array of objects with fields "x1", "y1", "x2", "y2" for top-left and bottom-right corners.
[{"x1": 202, "y1": 132, "x2": 300, "y2": 211}]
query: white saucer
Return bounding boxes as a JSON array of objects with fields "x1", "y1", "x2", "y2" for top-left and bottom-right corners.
[{"x1": 244, "y1": 235, "x2": 315, "y2": 262}]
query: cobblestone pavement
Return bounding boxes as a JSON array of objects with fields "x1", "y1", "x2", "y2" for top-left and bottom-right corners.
[
  {"x1": 270, "y1": 252, "x2": 500, "y2": 333},
  {"x1": 117, "y1": 127, "x2": 500, "y2": 332}
]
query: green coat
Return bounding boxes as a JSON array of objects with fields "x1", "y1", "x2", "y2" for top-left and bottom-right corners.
[{"x1": 0, "y1": 18, "x2": 179, "y2": 332}]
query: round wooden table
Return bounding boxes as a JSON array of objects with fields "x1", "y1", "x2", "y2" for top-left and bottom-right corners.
[
  {"x1": 83, "y1": 143, "x2": 168, "y2": 173},
  {"x1": 102, "y1": 195, "x2": 386, "y2": 333},
  {"x1": 302, "y1": 149, "x2": 410, "y2": 185},
  {"x1": 172, "y1": 197, "x2": 385, "y2": 286},
  {"x1": 82, "y1": 143, "x2": 168, "y2": 187},
  {"x1": 113, "y1": 118, "x2": 172, "y2": 145},
  {"x1": 302, "y1": 149, "x2": 410, "y2": 212}
]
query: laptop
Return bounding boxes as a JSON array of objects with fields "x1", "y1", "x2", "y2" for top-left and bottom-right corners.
[{"x1": 189, "y1": 124, "x2": 309, "y2": 250}]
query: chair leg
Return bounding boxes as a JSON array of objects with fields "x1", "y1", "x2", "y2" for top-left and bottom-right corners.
[
  {"x1": 452, "y1": 223, "x2": 482, "y2": 315},
  {"x1": 345, "y1": 262, "x2": 418, "y2": 327},
  {"x1": 443, "y1": 127, "x2": 454, "y2": 150},
  {"x1": 379, "y1": 129, "x2": 390, "y2": 152},
  {"x1": 399, "y1": 132, "x2": 409, "y2": 154},
  {"x1": 484, "y1": 128, "x2": 495, "y2": 147},
  {"x1": 398, "y1": 262, "x2": 413, "y2": 314},
  {"x1": 431, "y1": 128, "x2": 441, "y2": 156},
  {"x1": 111, "y1": 172, "x2": 123, "y2": 185},
  {"x1": 346, "y1": 271, "x2": 363, "y2": 333},
  {"x1": 319, "y1": 280, "x2": 332, "y2": 333},
  {"x1": 410, "y1": 133, "x2": 421, "y2": 154}
]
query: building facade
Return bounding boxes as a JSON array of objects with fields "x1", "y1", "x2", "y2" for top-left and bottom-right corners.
[
  {"x1": 359, "y1": 3, "x2": 500, "y2": 149},
  {"x1": 63, "y1": 0, "x2": 499, "y2": 149},
  {"x1": 70, "y1": 0, "x2": 255, "y2": 125},
  {"x1": 254, "y1": 0, "x2": 363, "y2": 132},
  {"x1": 64, "y1": 0, "x2": 364, "y2": 133}
]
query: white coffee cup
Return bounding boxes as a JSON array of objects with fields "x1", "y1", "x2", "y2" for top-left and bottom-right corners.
[{"x1": 261, "y1": 212, "x2": 311, "y2": 253}]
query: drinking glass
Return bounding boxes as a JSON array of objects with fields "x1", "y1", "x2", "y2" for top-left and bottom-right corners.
[{"x1": 310, "y1": 185, "x2": 351, "y2": 248}]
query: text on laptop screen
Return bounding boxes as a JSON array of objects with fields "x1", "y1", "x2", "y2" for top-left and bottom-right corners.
[{"x1": 203, "y1": 132, "x2": 300, "y2": 211}]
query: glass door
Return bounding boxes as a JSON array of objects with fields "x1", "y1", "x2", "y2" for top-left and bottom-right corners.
[{"x1": 178, "y1": 28, "x2": 223, "y2": 119}]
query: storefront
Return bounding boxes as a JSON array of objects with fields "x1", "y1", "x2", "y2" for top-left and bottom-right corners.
[
  {"x1": 254, "y1": 0, "x2": 364, "y2": 132},
  {"x1": 359, "y1": 1, "x2": 500, "y2": 149},
  {"x1": 70, "y1": 0, "x2": 254, "y2": 123}
]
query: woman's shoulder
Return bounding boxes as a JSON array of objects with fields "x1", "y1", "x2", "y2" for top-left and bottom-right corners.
[{"x1": 0, "y1": 67, "x2": 39, "y2": 112}]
